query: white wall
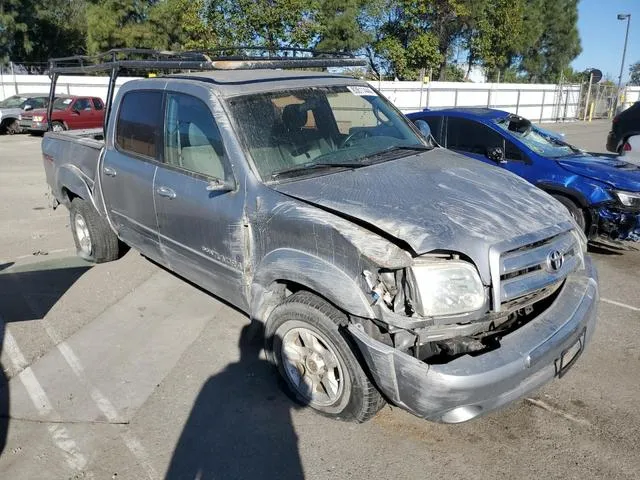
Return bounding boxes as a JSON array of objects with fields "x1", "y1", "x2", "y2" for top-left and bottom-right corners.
[
  {"x1": 623, "y1": 86, "x2": 640, "y2": 109},
  {"x1": 0, "y1": 73, "x2": 583, "y2": 122}
]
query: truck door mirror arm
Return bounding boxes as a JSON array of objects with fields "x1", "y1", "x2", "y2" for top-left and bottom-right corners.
[{"x1": 205, "y1": 177, "x2": 235, "y2": 192}]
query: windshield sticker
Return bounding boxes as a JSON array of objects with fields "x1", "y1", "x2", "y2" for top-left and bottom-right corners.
[{"x1": 347, "y1": 85, "x2": 377, "y2": 96}]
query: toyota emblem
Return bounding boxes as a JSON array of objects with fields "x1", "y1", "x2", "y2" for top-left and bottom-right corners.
[{"x1": 547, "y1": 250, "x2": 564, "y2": 272}]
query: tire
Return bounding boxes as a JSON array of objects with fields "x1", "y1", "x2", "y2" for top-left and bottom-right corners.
[
  {"x1": 6, "y1": 119, "x2": 20, "y2": 135},
  {"x1": 552, "y1": 194, "x2": 587, "y2": 232},
  {"x1": 51, "y1": 121, "x2": 66, "y2": 133},
  {"x1": 69, "y1": 197, "x2": 121, "y2": 263},
  {"x1": 265, "y1": 291, "x2": 385, "y2": 423}
]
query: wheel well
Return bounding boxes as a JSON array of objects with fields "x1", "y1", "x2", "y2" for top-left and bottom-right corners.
[{"x1": 61, "y1": 187, "x2": 82, "y2": 204}]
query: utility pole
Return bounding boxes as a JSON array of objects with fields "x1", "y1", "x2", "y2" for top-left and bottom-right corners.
[{"x1": 615, "y1": 13, "x2": 631, "y2": 113}]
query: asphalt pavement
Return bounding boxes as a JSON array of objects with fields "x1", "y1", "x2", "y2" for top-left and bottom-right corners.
[{"x1": 0, "y1": 120, "x2": 639, "y2": 480}]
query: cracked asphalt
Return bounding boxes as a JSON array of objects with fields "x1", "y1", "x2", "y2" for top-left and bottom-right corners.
[{"x1": 0, "y1": 120, "x2": 639, "y2": 479}]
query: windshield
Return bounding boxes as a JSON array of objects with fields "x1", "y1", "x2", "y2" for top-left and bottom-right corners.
[
  {"x1": 227, "y1": 85, "x2": 428, "y2": 181},
  {"x1": 53, "y1": 97, "x2": 73, "y2": 110},
  {"x1": 0, "y1": 96, "x2": 27, "y2": 108},
  {"x1": 495, "y1": 116, "x2": 577, "y2": 158}
]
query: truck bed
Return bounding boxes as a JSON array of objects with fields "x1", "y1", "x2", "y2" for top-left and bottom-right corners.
[{"x1": 42, "y1": 128, "x2": 105, "y2": 207}]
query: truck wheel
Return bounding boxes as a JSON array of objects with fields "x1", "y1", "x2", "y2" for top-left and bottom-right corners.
[
  {"x1": 69, "y1": 197, "x2": 121, "y2": 263},
  {"x1": 266, "y1": 291, "x2": 385, "y2": 422},
  {"x1": 51, "y1": 121, "x2": 66, "y2": 133},
  {"x1": 6, "y1": 119, "x2": 20, "y2": 135},
  {"x1": 552, "y1": 194, "x2": 586, "y2": 232}
]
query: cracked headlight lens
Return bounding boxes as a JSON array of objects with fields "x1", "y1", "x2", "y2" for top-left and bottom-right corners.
[
  {"x1": 613, "y1": 190, "x2": 640, "y2": 208},
  {"x1": 407, "y1": 260, "x2": 486, "y2": 317}
]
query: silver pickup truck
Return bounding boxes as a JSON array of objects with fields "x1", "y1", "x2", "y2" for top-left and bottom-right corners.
[{"x1": 42, "y1": 50, "x2": 598, "y2": 424}]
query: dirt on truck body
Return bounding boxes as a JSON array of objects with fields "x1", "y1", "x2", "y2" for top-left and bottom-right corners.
[{"x1": 42, "y1": 49, "x2": 598, "y2": 423}]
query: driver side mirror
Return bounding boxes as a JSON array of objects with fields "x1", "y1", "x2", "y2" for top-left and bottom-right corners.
[
  {"x1": 205, "y1": 177, "x2": 235, "y2": 193},
  {"x1": 487, "y1": 146, "x2": 506, "y2": 163},
  {"x1": 414, "y1": 119, "x2": 432, "y2": 139},
  {"x1": 23, "y1": 104, "x2": 33, "y2": 111}
]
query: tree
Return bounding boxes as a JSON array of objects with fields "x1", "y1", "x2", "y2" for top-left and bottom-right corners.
[
  {"x1": 0, "y1": 0, "x2": 33, "y2": 65},
  {"x1": 86, "y1": 0, "x2": 156, "y2": 54},
  {"x1": 519, "y1": 0, "x2": 581, "y2": 82},
  {"x1": 149, "y1": 0, "x2": 219, "y2": 50},
  {"x1": 315, "y1": 0, "x2": 371, "y2": 52},
  {"x1": 630, "y1": 62, "x2": 640, "y2": 86}
]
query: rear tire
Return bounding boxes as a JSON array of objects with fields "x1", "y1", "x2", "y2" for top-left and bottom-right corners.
[
  {"x1": 552, "y1": 194, "x2": 587, "y2": 233},
  {"x1": 265, "y1": 291, "x2": 385, "y2": 423},
  {"x1": 69, "y1": 197, "x2": 122, "y2": 263}
]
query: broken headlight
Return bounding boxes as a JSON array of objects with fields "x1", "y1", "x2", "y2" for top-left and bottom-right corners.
[
  {"x1": 406, "y1": 259, "x2": 486, "y2": 317},
  {"x1": 613, "y1": 190, "x2": 640, "y2": 209}
]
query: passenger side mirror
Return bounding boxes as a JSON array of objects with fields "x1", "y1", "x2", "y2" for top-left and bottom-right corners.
[
  {"x1": 205, "y1": 177, "x2": 234, "y2": 193},
  {"x1": 414, "y1": 119, "x2": 432, "y2": 139},
  {"x1": 487, "y1": 146, "x2": 506, "y2": 163},
  {"x1": 23, "y1": 104, "x2": 33, "y2": 111}
]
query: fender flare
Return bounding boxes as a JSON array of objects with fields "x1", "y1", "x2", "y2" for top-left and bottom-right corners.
[
  {"x1": 536, "y1": 182, "x2": 590, "y2": 209},
  {"x1": 250, "y1": 248, "x2": 375, "y2": 323},
  {"x1": 56, "y1": 164, "x2": 98, "y2": 211}
]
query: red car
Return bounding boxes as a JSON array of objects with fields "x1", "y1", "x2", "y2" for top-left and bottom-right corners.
[{"x1": 20, "y1": 95, "x2": 105, "y2": 134}]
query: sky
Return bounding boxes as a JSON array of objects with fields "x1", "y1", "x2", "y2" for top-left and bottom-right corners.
[{"x1": 572, "y1": 0, "x2": 640, "y2": 83}]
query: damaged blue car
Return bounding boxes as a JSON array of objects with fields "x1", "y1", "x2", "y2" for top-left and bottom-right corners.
[{"x1": 408, "y1": 108, "x2": 640, "y2": 242}]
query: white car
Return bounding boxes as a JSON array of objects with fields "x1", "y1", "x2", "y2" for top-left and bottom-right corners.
[{"x1": 621, "y1": 135, "x2": 640, "y2": 165}]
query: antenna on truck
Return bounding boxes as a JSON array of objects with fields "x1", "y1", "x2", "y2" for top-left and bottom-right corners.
[{"x1": 46, "y1": 48, "x2": 368, "y2": 136}]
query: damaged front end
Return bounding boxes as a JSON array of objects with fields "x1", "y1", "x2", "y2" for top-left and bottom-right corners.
[
  {"x1": 595, "y1": 191, "x2": 640, "y2": 242},
  {"x1": 349, "y1": 227, "x2": 598, "y2": 423}
]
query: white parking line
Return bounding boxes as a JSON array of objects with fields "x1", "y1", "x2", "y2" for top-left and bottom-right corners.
[
  {"x1": 601, "y1": 298, "x2": 640, "y2": 312},
  {"x1": 3, "y1": 326, "x2": 90, "y2": 474},
  {"x1": 12, "y1": 278, "x2": 160, "y2": 480}
]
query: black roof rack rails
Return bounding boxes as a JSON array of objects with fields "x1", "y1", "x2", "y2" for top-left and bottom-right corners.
[{"x1": 46, "y1": 47, "x2": 368, "y2": 135}]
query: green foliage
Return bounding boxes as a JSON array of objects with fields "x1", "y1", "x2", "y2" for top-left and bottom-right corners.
[
  {"x1": 630, "y1": 62, "x2": 640, "y2": 87},
  {"x1": 0, "y1": 0, "x2": 583, "y2": 83},
  {"x1": 315, "y1": 0, "x2": 371, "y2": 52}
]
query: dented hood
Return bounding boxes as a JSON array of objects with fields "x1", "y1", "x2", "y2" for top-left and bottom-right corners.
[
  {"x1": 558, "y1": 155, "x2": 640, "y2": 192},
  {"x1": 272, "y1": 149, "x2": 572, "y2": 283}
]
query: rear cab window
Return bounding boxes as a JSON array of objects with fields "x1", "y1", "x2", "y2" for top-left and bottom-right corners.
[{"x1": 115, "y1": 91, "x2": 163, "y2": 159}]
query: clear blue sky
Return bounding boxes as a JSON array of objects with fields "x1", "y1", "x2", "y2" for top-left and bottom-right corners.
[{"x1": 572, "y1": 0, "x2": 640, "y2": 83}]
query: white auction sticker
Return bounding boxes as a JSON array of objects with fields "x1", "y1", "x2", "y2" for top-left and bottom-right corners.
[{"x1": 347, "y1": 85, "x2": 377, "y2": 96}]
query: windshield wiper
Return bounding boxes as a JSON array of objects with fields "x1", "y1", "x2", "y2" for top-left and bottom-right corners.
[
  {"x1": 356, "y1": 144, "x2": 432, "y2": 164},
  {"x1": 271, "y1": 162, "x2": 365, "y2": 179}
]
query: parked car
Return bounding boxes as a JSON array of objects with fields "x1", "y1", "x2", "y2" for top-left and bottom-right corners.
[
  {"x1": 20, "y1": 95, "x2": 105, "y2": 134},
  {"x1": 607, "y1": 101, "x2": 640, "y2": 153},
  {"x1": 42, "y1": 51, "x2": 598, "y2": 424},
  {"x1": 408, "y1": 108, "x2": 640, "y2": 242},
  {"x1": 620, "y1": 134, "x2": 640, "y2": 165},
  {"x1": 0, "y1": 94, "x2": 48, "y2": 134}
]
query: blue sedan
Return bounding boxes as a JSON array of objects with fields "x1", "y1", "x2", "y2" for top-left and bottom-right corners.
[{"x1": 407, "y1": 108, "x2": 640, "y2": 242}]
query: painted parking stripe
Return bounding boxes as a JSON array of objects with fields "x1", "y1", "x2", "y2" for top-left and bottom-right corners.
[
  {"x1": 601, "y1": 298, "x2": 640, "y2": 312},
  {"x1": 3, "y1": 326, "x2": 90, "y2": 475}
]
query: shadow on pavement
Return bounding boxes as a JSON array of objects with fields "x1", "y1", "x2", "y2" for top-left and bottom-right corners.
[
  {"x1": 166, "y1": 322, "x2": 305, "y2": 480},
  {"x1": 0, "y1": 258, "x2": 92, "y2": 457}
]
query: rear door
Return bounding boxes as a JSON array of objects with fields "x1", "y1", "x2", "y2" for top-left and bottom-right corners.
[
  {"x1": 101, "y1": 90, "x2": 163, "y2": 261},
  {"x1": 154, "y1": 90, "x2": 247, "y2": 308}
]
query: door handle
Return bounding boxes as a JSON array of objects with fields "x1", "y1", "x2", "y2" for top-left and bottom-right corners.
[
  {"x1": 103, "y1": 166, "x2": 117, "y2": 177},
  {"x1": 156, "y1": 186, "x2": 177, "y2": 199}
]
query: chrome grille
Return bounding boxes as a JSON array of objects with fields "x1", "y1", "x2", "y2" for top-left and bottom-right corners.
[{"x1": 490, "y1": 224, "x2": 582, "y2": 312}]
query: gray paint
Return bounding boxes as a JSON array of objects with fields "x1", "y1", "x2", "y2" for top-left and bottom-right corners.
[{"x1": 41, "y1": 69, "x2": 599, "y2": 422}]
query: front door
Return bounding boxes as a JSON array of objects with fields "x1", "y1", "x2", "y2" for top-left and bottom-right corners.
[
  {"x1": 101, "y1": 90, "x2": 164, "y2": 261},
  {"x1": 68, "y1": 98, "x2": 93, "y2": 129},
  {"x1": 154, "y1": 91, "x2": 247, "y2": 308}
]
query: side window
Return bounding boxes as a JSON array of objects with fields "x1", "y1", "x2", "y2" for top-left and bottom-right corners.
[
  {"x1": 446, "y1": 117, "x2": 503, "y2": 155},
  {"x1": 164, "y1": 93, "x2": 228, "y2": 180},
  {"x1": 74, "y1": 98, "x2": 92, "y2": 111},
  {"x1": 418, "y1": 116, "x2": 443, "y2": 144},
  {"x1": 92, "y1": 98, "x2": 104, "y2": 110},
  {"x1": 504, "y1": 139, "x2": 525, "y2": 161},
  {"x1": 116, "y1": 91, "x2": 163, "y2": 159}
]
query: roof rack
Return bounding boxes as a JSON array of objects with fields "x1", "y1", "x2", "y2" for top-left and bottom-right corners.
[
  {"x1": 46, "y1": 47, "x2": 367, "y2": 135},
  {"x1": 48, "y1": 47, "x2": 367, "y2": 74}
]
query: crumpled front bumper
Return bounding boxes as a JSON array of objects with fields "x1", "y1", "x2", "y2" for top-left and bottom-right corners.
[
  {"x1": 348, "y1": 257, "x2": 599, "y2": 423},
  {"x1": 597, "y1": 207, "x2": 640, "y2": 242}
]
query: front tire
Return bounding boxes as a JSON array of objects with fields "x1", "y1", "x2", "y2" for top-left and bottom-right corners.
[
  {"x1": 51, "y1": 121, "x2": 66, "y2": 133},
  {"x1": 552, "y1": 194, "x2": 587, "y2": 233},
  {"x1": 69, "y1": 197, "x2": 122, "y2": 263},
  {"x1": 266, "y1": 291, "x2": 385, "y2": 422}
]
